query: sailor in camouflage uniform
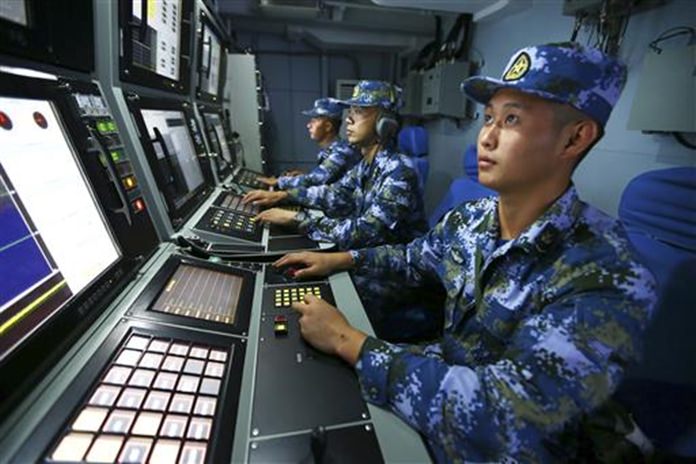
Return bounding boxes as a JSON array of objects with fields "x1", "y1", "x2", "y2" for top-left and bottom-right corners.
[
  {"x1": 242, "y1": 80, "x2": 427, "y2": 250},
  {"x1": 256, "y1": 98, "x2": 361, "y2": 189},
  {"x1": 275, "y1": 43, "x2": 658, "y2": 462}
]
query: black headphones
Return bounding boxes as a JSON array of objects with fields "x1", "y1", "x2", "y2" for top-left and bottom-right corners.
[
  {"x1": 375, "y1": 84, "x2": 400, "y2": 142},
  {"x1": 375, "y1": 109, "x2": 400, "y2": 142}
]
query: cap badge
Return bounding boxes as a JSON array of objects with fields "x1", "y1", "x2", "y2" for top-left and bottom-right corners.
[{"x1": 503, "y1": 52, "x2": 530, "y2": 81}]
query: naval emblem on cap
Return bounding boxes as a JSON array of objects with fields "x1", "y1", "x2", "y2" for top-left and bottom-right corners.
[{"x1": 503, "y1": 52, "x2": 530, "y2": 81}]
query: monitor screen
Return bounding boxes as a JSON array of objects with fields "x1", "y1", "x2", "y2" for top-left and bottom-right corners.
[
  {"x1": 203, "y1": 112, "x2": 233, "y2": 166},
  {"x1": 140, "y1": 109, "x2": 205, "y2": 209},
  {"x1": 0, "y1": 97, "x2": 121, "y2": 360},
  {"x1": 152, "y1": 264, "x2": 243, "y2": 325},
  {"x1": 0, "y1": 0, "x2": 28, "y2": 26},
  {"x1": 200, "y1": 23, "x2": 221, "y2": 96},
  {"x1": 131, "y1": 0, "x2": 182, "y2": 82}
]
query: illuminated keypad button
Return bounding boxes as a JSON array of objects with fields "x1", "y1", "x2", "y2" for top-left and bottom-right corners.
[{"x1": 274, "y1": 315, "x2": 288, "y2": 336}]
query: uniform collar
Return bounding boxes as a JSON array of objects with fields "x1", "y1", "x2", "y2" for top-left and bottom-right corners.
[{"x1": 481, "y1": 185, "x2": 583, "y2": 257}]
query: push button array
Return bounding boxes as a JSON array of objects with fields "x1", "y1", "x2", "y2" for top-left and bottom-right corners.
[
  {"x1": 208, "y1": 210, "x2": 256, "y2": 234},
  {"x1": 273, "y1": 287, "x2": 322, "y2": 308}
]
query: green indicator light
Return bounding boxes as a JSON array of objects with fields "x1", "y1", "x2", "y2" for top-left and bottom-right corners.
[{"x1": 111, "y1": 151, "x2": 121, "y2": 162}]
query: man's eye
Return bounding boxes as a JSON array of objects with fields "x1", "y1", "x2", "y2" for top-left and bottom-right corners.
[
  {"x1": 483, "y1": 114, "x2": 493, "y2": 124},
  {"x1": 505, "y1": 114, "x2": 519, "y2": 124}
]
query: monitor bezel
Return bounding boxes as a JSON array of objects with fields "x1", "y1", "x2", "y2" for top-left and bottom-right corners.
[
  {"x1": 198, "y1": 103, "x2": 234, "y2": 180},
  {"x1": 118, "y1": 0, "x2": 193, "y2": 94},
  {"x1": 195, "y1": 10, "x2": 228, "y2": 104},
  {"x1": 127, "y1": 255, "x2": 256, "y2": 336},
  {"x1": 0, "y1": 0, "x2": 94, "y2": 73},
  {"x1": 0, "y1": 72, "x2": 146, "y2": 418},
  {"x1": 125, "y1": 94, "x2": 215, "y2": 231}
]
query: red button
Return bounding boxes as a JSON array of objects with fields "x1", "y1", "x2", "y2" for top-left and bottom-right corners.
[
  {"x1": 132, "y1": 198, "x2": 145, "y2": 212},
  {"x1": 0, "y1": 111, "x2": 12, "y2": 130},
  {"x1": 33, "y1": 111, "x2": 48, "y2": 129}
]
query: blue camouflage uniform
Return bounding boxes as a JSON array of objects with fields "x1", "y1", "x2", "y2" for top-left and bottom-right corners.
[
  {"x1": 346, "y1": 43, "x2": 658, "y2": 461},
  {"x1": 288, "y1": 147, "x2": 427, "y2": 249},
  {"x1": 277, "y1": 98, "x2": 361, "y2": 189},
  {"x1": 287, "y1": 81, "x2": 428, "y2": 250},
  {"x1": 352, "y1": 188, "x2": 656, "y2": 462},
  {"x1": 276, "y1": 138, "x2": 360, "y2": 189}
]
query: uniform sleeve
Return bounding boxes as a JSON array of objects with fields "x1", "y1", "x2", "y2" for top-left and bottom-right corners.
[
  {"x1": 277, "y1": 144, "x2": 359, "y2": 189},
  {"x1": 284, "y1": 165, "x2": 359, "y2": 217},
  {"x1": 355, "y1": 272, "x2": 656, "y2": 460},
  {"x1": 348, "y1": 214, "x2": 448, "y2": 285},
  {"x1": 295, "y1": 165, "x2": 424, "y2": 249}
]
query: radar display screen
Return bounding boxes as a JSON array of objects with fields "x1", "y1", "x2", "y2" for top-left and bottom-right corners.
[{"x1": 0, "y1": 97, "x2": 120, "y2": 360}]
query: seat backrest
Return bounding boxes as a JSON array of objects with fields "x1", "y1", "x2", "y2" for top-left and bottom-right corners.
[
  {"x1": 462, "y1": 143, "x2": 478, "y2": 179},
  {"x1": 618, "y1": 167, "x2": 696, "y2": 385},
  {"x1": 618, "y1": 167, "x2": 696, "y2": 285},
  {"x1": 397, "y1": 126, "x2": 429, "y2": 192},
  {"x1": 429, "y1": 176, "x2": 496, "y2": 227},
  {"x1": 398, "y1": 126, "x2": 428, "y2": 157}
]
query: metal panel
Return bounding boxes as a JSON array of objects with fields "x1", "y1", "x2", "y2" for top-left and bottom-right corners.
[{"x1": 628, "y1": 45, "x2": 696, "y2": 133}]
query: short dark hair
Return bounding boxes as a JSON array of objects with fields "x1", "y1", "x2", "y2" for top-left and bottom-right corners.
[
  {"x1": 324, "y1": 117, "x2": 342, "y2": 135},
  {"x1": 551, "y1": 103, "x2": 603, "y2": 169}
]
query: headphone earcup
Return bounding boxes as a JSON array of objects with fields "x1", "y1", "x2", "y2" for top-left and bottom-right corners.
[{"x1": 376, "y1": 113, "x2": 399, "y2": 141}]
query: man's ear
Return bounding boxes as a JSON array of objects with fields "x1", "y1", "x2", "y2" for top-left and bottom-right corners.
[{"x1": 562, "y1": 119, "x2": 599, "y2": 160}]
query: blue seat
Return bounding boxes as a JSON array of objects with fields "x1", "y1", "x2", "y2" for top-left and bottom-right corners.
[
  {"x1": 397, "y1": 126, "x2": 429, "y2": 193},
  {"x1": 429, "y1": 144, "x2": 496, "y2": 227},
  {"x1": 614, "y1": 167, "x2": 696, "y2": 457}
]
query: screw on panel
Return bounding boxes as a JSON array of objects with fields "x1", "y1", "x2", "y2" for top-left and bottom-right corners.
[
  {"x1": 250, "y1": 442, "x2": 258, "y2": 450},
  {"x1": 361, "y1": 412, "x2": 368, "y2": 419},
  {"x1": 252, "y1": 428, "x2": 259, "y2": 436},
  {"x1": 365, "y1": 424, "x2": 372, "y2": 432}
]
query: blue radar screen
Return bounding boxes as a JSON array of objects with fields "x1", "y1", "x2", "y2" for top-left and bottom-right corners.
[{"x1": 0, "y1": 163, "x2": 69, "y2": 354}]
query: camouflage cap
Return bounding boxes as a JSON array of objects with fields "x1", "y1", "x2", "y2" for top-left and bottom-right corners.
[
  {"x1": 461, "y1": 42, "x2": 627, "y2": 126},
  {"x1": 301, "y1": 97, "x2": 345, "y2": 119},
  {"x1": 339, "y1": 80, "x2": 403, "y2": 111}
]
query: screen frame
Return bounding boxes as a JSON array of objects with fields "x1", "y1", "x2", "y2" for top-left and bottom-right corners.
[
  {"x1": 127, "y1": 255, "x2": 256, "y2": 336},
  {"x1": 118, "y1": 0, "x2": 193, "y2": 94},
  {"x1": 0, "y1": 0, "x2": 94, "y2": 73},
  {"x1": 198, "y1": 103, "x2": 234, "y2": 180},
  {"x1": 0, "y1": 72, "x2": 147, "y2": 418},
  {"x1": 125, "y1": 94, "x2": 214, "y2": 230},
  {"x1": 195, "y1": 10, "x2": 228, "y2": 104},
  {"x1": 10, "y1": 319, "x2": 247, "y2": 464}
]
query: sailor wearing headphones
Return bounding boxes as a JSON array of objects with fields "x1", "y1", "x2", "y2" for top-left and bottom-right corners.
[{"x1": 242, "y1": 80, "x2": 427, "y2": 250}]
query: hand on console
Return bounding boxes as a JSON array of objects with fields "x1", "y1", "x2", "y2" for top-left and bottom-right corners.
[
  {"x1": 291, "y1": 294, "x2": 367, "y2": 365},
  {"x1": 273, "y1": 251, "x2": 353, "y2": 280},
  {"x1": 257, "y1": 176, "x2": 278, "y2": 187},
  {"x1": 241, "y1": 189, "x2": 287, "y2": 207},
  {"x1": 254, "y1": 208, "x2": 297, "y2": 226}
]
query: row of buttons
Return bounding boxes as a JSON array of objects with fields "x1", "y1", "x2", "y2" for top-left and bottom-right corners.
[
  {"x1": 273, "y1": 287, "x2": 322, "y2": 308},
  {"x1": 208, "y1": 210, "x2": 256, "y2": 234},
  {"x1": 218, "y1": 193, "x2": 258, "y2": 215}
]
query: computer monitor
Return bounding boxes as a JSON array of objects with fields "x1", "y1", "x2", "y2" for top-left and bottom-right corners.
[
  {"x1": 119, "y1": 0, "x2": 192, "y2": 93},
  {"x1": 0, "y1": 96, "x2": 121, "y2": 361},
  {"x1": 129, "y1": 256, "x2": 255, "y2": 335},
  {"x1": 196, "y1": 11, "x2": 227, "y2": 103},
  {"x1": 127, "y1": 96, "x2": 214, "y2": 229},
  {"x1": 142, "y1": 108, "x2": 205, "y2": 207},
  {"x1": 0, "y1": 0, "x2": 94, "y2": 72},
  {"x1": 0, "y1": 0, "x2": 28, "y2": 25},
  {"x1": 201, "y1": 110, "x2": 234, "y2": 179}
]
